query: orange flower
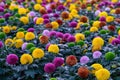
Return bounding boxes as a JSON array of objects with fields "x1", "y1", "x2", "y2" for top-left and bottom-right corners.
[
  {"x1": 66, "y1": 55, "x2": 77, "y2": 66},
  {"x1": 39, "y1": 8, "x2": 47, "y2": 15},
  {"x1": 80, "y1": 16, "x2": 88, "y2": 23},
  {"x1": 78, "y1": 67, "x2": 89, "y2": 78},
  {"x1": 115, "y1": 8, "x2": 120, "y2": 14},
  {"x1": 61, "y1": 12, "x2": 69, "y2": 19},
  {"x1": 39, "y1": 35, "x2": 49, "y2": 44}
]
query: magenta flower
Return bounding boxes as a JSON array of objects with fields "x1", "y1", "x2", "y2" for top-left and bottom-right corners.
[
  {"x1": 112, "y1": 38, "x2": 120, "y2": 45},
  {"x1": 80, "y1": 56, "x2": 90, "y2": 65},
  {"x1": 42, "y1": 14, "x2": 49, "y2": 19},
  {"x1": 4, "y1": 13, "x2": 11, "y2": 18},
  {"x1": 67, "y1": 36, "x2": 75, "y2": 42},
  {"x1": 99, "y1": 17, "x2": 106, "y2": 22},
  {"x1": 93, "y1": 51, "x2": 102, "y2": 59},
  {"x1": 0, "y1": 41, "x2": 3, "y2": 48},
  {"x1": 52, "y1": 57, "x2": 64, "y2": 67},
  {"x1": 69, "y1": 21, "x2": 77, "y2": 28},
  {"x1": 63, "y1": 33, "x2": 71, "y2": 40},
  {"x1": 27, "y1": 28, "x2": 34, "y2": 32},
  {"x1": 49, "y1": 31, "x2": 56, "y2": 37},
  {"x1": 56, "y1": 32, "x2": 64, "y2": 38},
  {"x1": 6, "y1": 54, "x2": 18, "y2": 65},
  {"x1": 0, "y1": 7, "x2": 4, "y2": 12},
  {"x1": 44, "y1": 19, "x2": 50, "y2": 24},
  {"x1": 45, "y1": 43, "x2": 51, "y2": 50},
  {"x1": 44, "y1": 63, "x2": 56, "y2": 73}
]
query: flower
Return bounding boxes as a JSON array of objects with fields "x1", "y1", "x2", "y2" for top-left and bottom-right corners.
[
  {"x1": 108, "y1": 37, "x2": 115, "y2": 43},
  {"x1": 2, "y1": 26, "x2": 11, "y2": 34},
  {"x1": 92, "y1": 21, "x2": 100, "y2": 28},
  {"x1": 36, "y1": 0, "x2": 42, "y2": 3},
  {"x1": 25, "y1": 32, "x2": 35, "y2": 41},
  {"x1": 95, "y1": 68, "x2": 110, "y2": 80},
  {"x1": 90, "y1": 27, "x2": 98, "y2": 32},
  {"x1": 34, "y1": 4, "x2": 41, "y2": 10},
  {"x1": 20, "y1": 16, "x2": 29, "y2": 24},
  {"x1": 0, "y1": 32, "x2": 6, "y2": 39},
  {"x1": 39, "y1": 8, "x2": 47, "y2": 15},
  {"x1": 44, "y1": 63, "x2": 56, "y2": 73},
  {"x1": 36, "y1": 18, "x2": 44, "y2": 24},
  {"x1": 75, "y1": 33, "x2": 85, "y2": 42},
  {"x1": 42, "y1": 30, "x2": 50, "y2": 37},
  {"x1": 5, "y1": 38, "x2": 14, "y2": 47},
  {"x1": 18, "y1": 8, "x2": 27, "y2": 15},
  {"x1": 91, "y1": 63, "x2": 103, "y2": 73},
  {"x1": 21, "y1": 42, "x2": 28, "y2": 50},
  {"x1": 4, "y1": 13, "x2": 11, "y2": 18},
  {"x1": 108, "y1": 25, "x2": 115, "y2": 31},
  {"x1": 0, "y1": 41, "x2": 3, "y2": 48},
  {"x1": 93, "y1": 51, "x2": 102, "y2": 59},
  {"x1": 80, "y1": 56, "x2": 90, "y2": 65},
  {"x1": 63, "y1": 33, "x2": 71, "y2": 40},
  {"x1": 111, "y1": 38, "x2": 120, "y2": 45},
  {"x1": 27, "y1": 28, "x2": 35, "y2": 32},
  {"x1": 66, "y1": 55, "x2": 77, "y2": 66},
  {"x1": 56, "y1": 32, "x2": 64, "y2": 38},
  {"x1": 16, "y1": 32, "x2": 24, "y2": 39},
  {"x1": 61, "y1": 11, "x2": 69, "y2": 19},
  {"x1": 92, "y1": 45, "x2": 102, "y2": 52},
  {"x1": 69, "y1": 21, "x2": 77, "y2": 28},
  {"x1": 32, "y1": 48, "x2": 44, "y2": 59},
  {"x1": 105, "y1": 52, "x2": 115, "y2": 60},
  {"x1": 98, "y1": 11, "x2": 108, "y2": 17},
  {"x1": 67, "y1": 36, "x2": 75, "y2": 42},
  {"x1": 92, "y1": 37, "x2": 104, "y2": 46},
  {"x1": 49, "y1": 31, "x2": 56, "y2": 37},
  {"x1": 15, "y1": 39, "x2": 23, "y2": 48},
  {"x1": 106, "y1": 16, "x2": 114, "y2": 22},
  {"x1": 52, "y1": 57, "x2": 64, "y2": 67},
  {"x1": 26, "y1": 43, "x2": 35, "y2": 50},
  {"x1": 51, "y1": 21, "x2": 59, "y2": 29},
  {"x1": 6, "y1": 54, "x2": 18, "y2": 65},
  {"x1": 20, "y1": 54, "x2": 33, "y2": 65},
  {"x1": 39, "y1": 35, "x2": 49, "y2": 44},
  {"x1": 115, "y1": 8, "x2": 120, "y2": 14},
  {"x1": 48, "y1": 44, "x2": 59, "y2": 54},
  {"x1": 80, "y1": 16, "x2": 88, "y2": 23},
  {"x1": 45, "y1": 43, "x2": 51, "y2": 50},
  {"x1": 99, "y1": 17, "x2": 106, "y2": 22},
  {"x1": 78, "y1": 67, "x2": 89, "y2": 78}
]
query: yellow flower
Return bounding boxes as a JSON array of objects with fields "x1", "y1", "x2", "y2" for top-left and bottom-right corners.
[
  {"x1": 112, "y1": 0, "x2": 118, "y2": 3},
  {"x1": 36, "y1": 18, "x2": 44, "y2": 24},
  {"x1": 34, "y1": 4, "x2": 41, "y2": 10},
  {"x1": 75, "y1": 22, "x2": 83, "y2": 30},
  {"x1": 92, "y1": 21, "x2": 100, "y2": 28},
  {"x1": 15, "y1": 39, "x2": 23, "y2": 48},
  {"x1": 87, "y1": 7, "x2": 92, "y2": 11},
  {"x1": 110, "y1": 9, "x2": 115, "y2": 14},
  {"x1": 99, "y1": 11, "x2": 108, "y2": 17},
  {"x1": 18, "y1": 8, "x2": 27, "y2": 15},
  {"x1": 75, "y1": 33, "x2": 85, "y2": 42},
  {"x1": 106, "y1": 16, "x2": 114, "y2": 22},
  {"x1": 90, "y1": 27, "x2": 98, "y2": 32},
  {"x1": 11, "y1": 26, "x2": 17, "y2": 30},
  {"x1": 91, "y1": 63, "x2": 103, "y2": 73},
  {"x1": 92, "y1": 37, "x2": 104, "y2": 46},
  {"x1": 16, "y1": 32, "x2": 24, "y2": 39},
  {"x1": 51, "y1": 21, "x2": 59, "y2": 29},
  {"x1": 9, "y1": 4, "x2": 18, "y2": 10},
  {"x1": 48, "y1": 44, "x2": 59, "y2": 54},
  {"x1": 5, "y1": 38, "x2": 14, "y2": 47},
  {"x1": 95, "y1": 68, "x2": 110, "y2": 80},
  {"x1": 20, "y1": 16, "x2": 29, "y2": 24},
  {"x1": 66, "y1": 0, "x2": 72, "y2": 2},
  {"x1": 32, "y1": 48, "x2": 44, "y2": 59},
  {"x1": 71, "y1": 9, "x2": 78, "y2": 15},
  {"x1": 25, "y1": 32, "x2": 35, "y2": 41},
  {"x1": 20, "y1": 54, "x2": 33, "y2": 65},
  {"x1": 69, "y1": 4, "x2": 76, "y2": 11},
  {"x1": 2, "y1": 26, "x2": 11, "y2": 34},
  {"x1": 92, "y1": 45, "x2": 102, "y2": 52},
  {"x1": 36, "y1": 0, "x2": 42, "y2": 3},
  {"x1": 108, "y1": 37, "x2": 115, "y2": 43}
]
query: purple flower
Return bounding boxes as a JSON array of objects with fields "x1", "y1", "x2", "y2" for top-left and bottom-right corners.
[
  {"x1": 63, "y1": 33, "x2": 71, "y2": 40},
  {"x1": 45, "y1": 43, "x2": 51, "y2": 50},
  {"x1": 0, "y1": 41, "x2": 3, "y2": 48},
  {"x1": 67, "y1": 36, "x2": 75, "y2": 42},
  {"x1": 44, "y1": 19, "x2": 50, "y2": 24},
  {"x1": 4, "y1": 13, "x2": 11, "y2": 18},
  {"x1": 42, "y1": 14, "x2": 49, "y2": 19},
  {"x1": 6, "y1": 54, "x2": 18, "y2": 65},
  {"x1": 56, "y1": 32, "x2": 64, "y2": 38},
  {"x1": 80, "y1": 56, "x2": 89, "y2": 65},
  {"x1": 47, "y1": 8, "x2": 52, "y2": 13},
  {"x1": 27, "y1": 28, "x2": 34, "y2": 32},
  {"x1": 117, "y1": 2, "x2": 120, "y2": 6},
  {"x1": 0, "y1": 7, "x2": 4, "y2": 12},
  {"x1": 112, "y1": 38, "x2": 120, "y2": 45},
  {"x1": 33, "y1": 17, "x2": 38, "y2": 23},
  {"x1": 52, "y1": 57, "x2": 64, "y2": 67},
  {"x1": 95, "y1": 10, "x2": 101, "y2": 16},
  {"x1": 42, "y1": 30, "x2": 50, "y2": 37},
  {"x1": 57, "y1": 5, "x2": 65, "y2": 11},
  {"x1": 53, "y1": 13, "x2": 59, "y2": 18},
  {"x1": 105, "y1": 7, "x2": 110, "y2": 12},
  {"x1": 29, "y1": 11, "x2": 35, "y2": 17},
  {"x1": 21, "y1": 42, "x2": 28, "y2": 50},
  {"x1": 44, "y1": 63, "x2": 56, "y2": 73},
  {"x1": 99, "y1": 17, "x2": 106, "y2": 22},
  {"x1": 93, "y1": 51, "x2": 102, "y2": 59},
  {"x1": 49, "y1": 31, "x2": 56, "y2": 37},
  {"x1": 69, "y1": 21, "x2": 77, "y2": 28}
]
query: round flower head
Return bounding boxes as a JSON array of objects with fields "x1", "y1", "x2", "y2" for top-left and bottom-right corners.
[
  {"x1": 44, "y1": 19, "x2": 50, "y2": 24},
  {"x1": 111, "y1": 38, "x2": 120, "y2": 45},
  {"x1": 20, "y1": 54, "x2": 33, "y2": 65},
  {"x1": 27, "y1": 28, "x2": 35, "y2": 32},
  {"x1": 49, "y1": 31, "x2": 56, "y2": 37},
  {"x1": 69, "y1": 21, "x2": 77, "y2": 28},
  {"x1": 92, "y1": 37, "x2": 104, "y2": 46},
  {"x1": 0, "y1": 7, "x2": 4, "y2": 12},
  {"x1": 95, "y1": 10, "x2": 101, "y2": 16},
  {"x1": 78, "y1": 67, "x2": 89, "y2": 78},
  {"x1": 25, "y1": 32, "x2": 35, "y2": 41},
  {"x1": 4, "y1": 13, "x2": 11, "y2": 18},
  {"x1": 39, "y1": 35, "x2": 49, "y2": 44},
  {"x1": 67, "y1": 36, "x2": 75, "y2": 42},
  {"x1": 20, "y1": 16, "x2": 29, "y2": 24},
  {"x1": 95, "y1": 68, "x2": 110, "y2": 80},
  {"x1": 56, "y1": 32, "x2": 64, "y2": 38},
  {"x1": 42, "y1": 30, "x2": 50, "y2": 37},
  {"x1": 63, "y1": 33, "x2": 71, "y2": 40},
  {"x1": 53, "y1": 13, "x2": 59, "y2": 18},
  {"x1": 61, "y1": 11, "x2": 69, "y2": 19},
  {"x1": 6, "y1": 54, "x2": 18, "y2": 65},
  {"x1": 99, "y1": 17, "x2": 106, "y2": 22},
  {"x1": 80, "y1": 56, "x2": 90, "y2": 65},
  {"x1": 57, "y1": 5, "x2": 65, "y2": 11},
  {"x1": 93, "y1": 51, "x2": 102, "y2": 59},
  {"x1": 52, "y1": 57, "x2": 64, "y2": 67},
  {"x1": 0, "y1": 41, "x2": 3, "y2": 48},
  {"x1": 66, "y1": 55, "x2": 77, "y2": 66},
  {"x1": 32, "y1": 48, "x2": 44, "y2": 59},
  {"x1": 16, "y1": 32, "x2": 24, "y2": 39},
  {"x1": 45, "y1": 43, "x2": 51, "y2": 50},
  {"x1": 105, "y1": 52, "x2": 115, "y2": 60},
  {"x1": 22, "y1": 42, "x2": 28, "y2": 50},
  {"x1": 48, "y1": 44, "x2": 59, "y2": 54},
  {"x1": 91, "y1": 63, "x2": 103, "y2": 73},
  {"x1": 42, "y1": 14, "x2": 49, "y2": 19},
  {"x1": 44, "y1": 63, "x2": 56, "y2": 73},
  {"x1": 29, "y1": 11, "x2": 35, "y2": 17}
]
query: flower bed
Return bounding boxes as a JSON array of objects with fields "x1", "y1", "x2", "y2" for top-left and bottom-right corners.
[{"x1": 0, "y1": 0, "x2": 120, "y2": 80}]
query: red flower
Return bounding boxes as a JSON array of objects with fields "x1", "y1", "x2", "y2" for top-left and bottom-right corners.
[
  {"x1": 56, "y1": 19, "x2": 63, "y2": 25},
  {"x1": 80, "y1": 16, "x2": 88, "y2": 23},
  {"x1": 39, "y1": 35, "x2": 49, "y2": 44},
  {"x1": 115, "y1": 8, "x2": 120, "y2": 14},
  {"x1": 108, "y1": 25, "x2": 116, "y2": 31},
  {"x1": 66, "y1": 55, "x2": 77, "y2": 66},
  {"x1": 39, "y1": 9, "x2": 47, "y2": 15},
  {"x1": 78, "y1": 67, "x2": 89, "y2": 78}
]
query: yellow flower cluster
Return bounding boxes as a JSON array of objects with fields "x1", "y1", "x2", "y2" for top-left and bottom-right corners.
[
  {"x1": 15, "y1": 39, "x2": 23, "y2": 48},
  {"x1": 25, "y1": 32, "x2": 35, "y2": 41},
  {"x1": 106, "y1": 16, "x2": 114, "y2": 23},
  {"x1": 51, "y1": 21, "x2": 59, "y2": 29},
  {"x1": 99, "y1": 11, "x2": 108, "y2": 18},
  {"x1": 48, "y1": 44, "x2": 59, "y2": 54},
  {"x1": 18, "y1": 8, "x2": 27, "y2": 15},
  {"x1": 92, "y1": 21, "x2": 100, "y2": 28},
  {"x1": 5, "y1": 38, "x2": 14, "y2": 47},
  {"x1": 20, "y1": 54, "x2": 33, "y2": 65},
  {"x1": 90, "y1": 27, "x2": 98, "y2": 32},
  {"x1": 34, "y1": 4, "x2": 42, "y2": 10},
  {"x1": 36, "y1": 18, "x2": 44, "y2": 24},
  {"x1": 2, "y1": 26, "x2": 11, "y2": 34},
  {"x1": 32, "y1": 48, "x2": 44, "y2": 59},
  {"x1": 75, "y1": 33, "x2": 85, "y2": 42},
  {"x1": 20, "y1": 16, "x2": 29, "y2": 24},
  {"x1": 16, "y1": 32, "x2": 24, "y2": 39}
]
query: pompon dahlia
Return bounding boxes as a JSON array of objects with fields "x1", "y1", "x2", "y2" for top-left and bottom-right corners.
[
  {"x1": 6, "y1": 54, "x2": 18, "y2": 65},
  {"x1": 78, "y1": 67, "x2": 89, "y2": 78},
  {"x1": 52, "y1": 57, "x2": 64, "y2": 67},
  {"x1": 44, "y1": 63, "x2": 56, "y2": 73},
  {"x1": 66, "y1": 55, "x2": 77, "y2": 66}
]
